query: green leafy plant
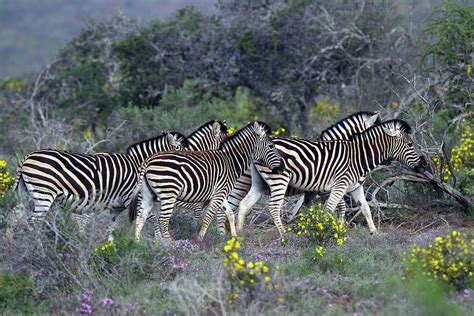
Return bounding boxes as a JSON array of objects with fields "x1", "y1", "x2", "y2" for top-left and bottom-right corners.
[
  {"x1": 289, "y1": 203, "x2": 347, "y2": 260},
  {"x1": 223, "y1": 237, "x2": 275, "y2": 304},
  {"x1": 402, "y1": 230, "x2": 474, "y2": 289},
  {"x1": 0, "y1": 270, "x2": 34, "y2": 313}
]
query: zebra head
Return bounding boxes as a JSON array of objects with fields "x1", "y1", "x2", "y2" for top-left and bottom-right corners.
[
  {"x1": 166, "y1": 132, "x2": 189, "y2": 151},
  {"x1": 381, "y1": 120, "x2": 427, "y2": 173},
  {"x1": 252, "y1": 121, "x2": 284, "y2": 174},
  {"x1": 211, "y1": 120, "x2": 228, "y2": 145}
]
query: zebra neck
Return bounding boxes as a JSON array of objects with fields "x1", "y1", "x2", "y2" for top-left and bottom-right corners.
[
  {"x1": 352, "y1": 130, "x2": 393, "y2": 175},
  {"x1": 221, "y1": 130, "x2": 256, "y2": 179},
  {"x1": 187, "y1": 127, "x2": 210, "y2": 151}
]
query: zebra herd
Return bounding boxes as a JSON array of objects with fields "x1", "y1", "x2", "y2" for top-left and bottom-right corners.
[{"x1": 10, "y1": 112, "x2": 426, "y2": 243}]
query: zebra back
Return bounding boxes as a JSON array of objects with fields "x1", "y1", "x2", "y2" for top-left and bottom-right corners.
[
  {"x1": 126, "y1": 131, "x2": 189, "y2": 162},
  {"x1": 320, "y1": 111, "x2": 380, "y2": 141},
  {"x1": 186, "y1": 120, "x2": 227, "y2": 151}
]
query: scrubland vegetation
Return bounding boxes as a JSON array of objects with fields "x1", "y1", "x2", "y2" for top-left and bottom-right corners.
[{"x1": 0, "y1": 0, "x2": 472, "y2": 314}]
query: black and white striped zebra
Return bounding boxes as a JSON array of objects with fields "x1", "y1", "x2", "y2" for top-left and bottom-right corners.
[
  {"x1": 235, "y1": 119, "x2": 426, "y2": 237},
  {"x1": 13, "y1": 132, "x2": 187, "y2": 223},
  {"x1": 218, "y1": 111, "x2": 381, "y2": 233},
  {"x1": 130, "y1": 121, "x2": 284, "y2": 243},
  {"x1": 12, "y1": 120, "x2": 227, "y2": 238}
]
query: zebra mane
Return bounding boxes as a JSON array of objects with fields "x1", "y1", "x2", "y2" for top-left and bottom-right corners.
[
  {"x1": 188, "y1": 120, "x2": 228, "y2": 138},
  {"x1": 351, "y1": 119, "x2": 413, "y2": 140},
  {"x1": 125, "y1": 131, "x2": 189, "y2": 154},
  {"x1": 320, "y1": 111, "x2": 381, "y2": 140},
  {"x1": 219, "y1": 121, "x2": 271, "y2": 149},
  {"x1": 377, "y1": 119, "x2": 412, "y2": 134}
]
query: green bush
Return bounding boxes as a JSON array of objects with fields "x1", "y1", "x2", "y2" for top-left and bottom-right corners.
[
  {"x1": 289, "y1": 203, "x2": 347, "y2": 260},
  {"x1": 92, "y1": 231, "x2": 160, "y2": 281},
  {"x1": 402, "y1": 230, "x2": 474, "y2": 289},
  {"x1": 0, "y1": 270, "x2": 34, "y2": 313}
]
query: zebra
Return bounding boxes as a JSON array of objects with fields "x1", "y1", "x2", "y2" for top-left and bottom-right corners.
[
  {"x1": 129, "y1": 121, "x2": 284, "y2": 243},
  {"x1": 12, "y1": 132, "x2": 187, "y2": 229},
  {"x1": 11, "y1": 120, "x2": 227, "y2": 238},
  {"x1": 234, "y1": 119, "x2": 427, "y2": 237},
  {"x1": 132, "y1": 120, "x2": 229, "y2": 234},
  {"x1": 217, "y1": 111, "x2": 381, "y2": 234}
]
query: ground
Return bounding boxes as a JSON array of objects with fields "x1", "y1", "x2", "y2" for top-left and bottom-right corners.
[{"x1": 1, "y1": 205, "x2": 473, "y2": 315}]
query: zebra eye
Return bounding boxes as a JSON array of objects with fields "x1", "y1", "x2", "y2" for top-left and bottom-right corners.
[{"x1": 407, "y1": 143, "x2": 413, "y2": 148}]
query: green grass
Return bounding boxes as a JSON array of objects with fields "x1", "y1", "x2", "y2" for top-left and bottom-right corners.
[{"x1": 0, "y1": 206, "x2": 473, "y2": 315}]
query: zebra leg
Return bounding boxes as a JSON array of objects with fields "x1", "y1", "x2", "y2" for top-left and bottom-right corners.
[
  {"x1": 216, "y1": 170, "x2": 253, "y2": 233},
  {"x1": 198, "y1": 196, "x2": 225, "y2": 242},
  {"x1": 71, "y1": 213, "x2": 91, "y2": 233},
  {"x1": 236, "y1": 185, "x2": 263, "y2": 232},
  {"x1": 135, "y1": 188, "x2": 156, "y2": 241},
  {"x1": 349, "y1": 184, "x2": 377, "y2": 234},
  {"x1": 263, "y1": 172, "x2": 291, "y2": 237},
  {"x1": 336, "y1": 199, "x2": 346, "y2": 224},
  {"x1": 158, "y1": 195, "x2": 178, "y2": 243},
  {"x1": 324, "y1": 184, "x2": 348, "y2": 215},
  {"x1": 147, "y1": 212, "x2": 162, "y2": 241},
  {"x1": 106, "y1": 210, "x2": 127, "y2": 242},
  {"x1": 236, "y1": 164, "x2": 268, "y2": 232},
  {"x1": 222, "y1": 200, "x2": 236, "y2": 237}
]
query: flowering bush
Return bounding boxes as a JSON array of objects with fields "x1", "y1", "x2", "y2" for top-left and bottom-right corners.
[
  {"x1": 432, "y1": 115, "x2": 474, "y2": 181},
  {"x1": 226, "y1": 126, "x2": 236, "y2": 136},
  {"x1": 289, "y1": 203, "x2": 347, "y2": 260},
  {"x1": 223, "y1": 237, "x2": 275, "y2": 304},
  {"x1": 402, "y1": 230, "x2": 474, "y2": 289},
  {"x1": 0, "y1": 160, "x2": 16, "y2": 197},
  {"x1": 273, "y1": 127, "x2": 286, "y2": 137},
  {"x1": 92, "y1": 235, "x2": 155, "y2": 280}
]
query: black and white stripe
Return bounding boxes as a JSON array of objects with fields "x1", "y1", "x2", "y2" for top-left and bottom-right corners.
[
  {"x1": 14, "y1": 132, "x2": 187, "y2": 222},
  {"x1": 236, "y1": 119, "x2": 426, "y2": 237},
  {"x1": 13, "y1": 120, "x2": 228, "y2": 237},
  {"x1": 219, "y1": 111, "x2": 381, "y2": 233},
  {"x1": 130, "y1": 121, "x2": 283, "y2": 242}
]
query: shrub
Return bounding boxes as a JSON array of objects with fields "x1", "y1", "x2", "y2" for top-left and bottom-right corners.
[
  {"x1": 223, "y1": 237, "x2": 275, "y2": 304},
  {"x1": 0, "y1": 160, "x2": 15, "y2": 197},
  {"x1": 288, "y1": 203, "x2": 347, "y2": 260},
  {"x1": 92, "y1": 232, "x2": 159, "y2": 281},
  {"x1": 402, "y1": 230, "x2": 474, "y2": 289},
  {"x1": 0, "y1": 270, "x2": 34, "y2": 313}
]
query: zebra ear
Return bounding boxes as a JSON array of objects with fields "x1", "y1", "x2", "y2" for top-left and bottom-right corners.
[
  {"x1": 166, "y1": 132, "x2": 177, "y2": 145},
  {"x1": 212, "y1": 121, "x2": 221, "y2": 133},
  {"x1": 382, "y1": 126, "x2": 401, "y2": 137},
  {"x1": 365, "y1": 113, "x2": 379, "y2": 128},
  {"x1": 253, "y1": 122, "x2": 265, "y2": 136}
]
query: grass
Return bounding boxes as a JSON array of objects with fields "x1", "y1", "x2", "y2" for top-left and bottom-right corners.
[{"x1": 0, "y1": 201, "x2": 473, "y2": 315}]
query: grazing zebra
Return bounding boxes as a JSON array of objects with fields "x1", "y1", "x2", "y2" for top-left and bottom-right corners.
[
  {"x1": 218, "y1": 111, "x2": 381, "y2": 233},
  {"x1": 234, "y1": 119, "x2": 426, "y2": 237},
  {"x1": 130, "y1": 121, "x2": 284, "y2": 243},
  {"x1": 12, "y1": 132, "x2": 187, "y2": 226}
]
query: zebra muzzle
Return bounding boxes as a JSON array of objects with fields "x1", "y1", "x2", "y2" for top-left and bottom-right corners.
[{"x1": 414, "y1": 156, "x2": 427, "y2": 173}]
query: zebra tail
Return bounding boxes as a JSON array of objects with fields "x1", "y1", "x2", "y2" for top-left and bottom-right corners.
[
  {"x1": 12, "y1": 156, "x2": 28, "y2": 192},
  {"x1": 129, "y1": 192, "x2": 140, "y2": 222},
  {"x1": 128, "y1": 166, "x2": 147, "y2": 222}
]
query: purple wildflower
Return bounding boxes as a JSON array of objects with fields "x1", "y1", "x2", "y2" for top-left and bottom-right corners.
[
  {"x1": 99, "y1": 297, "x2": 115, "y2": 307},
  {"x1": 81, "y1": 292, "x2": 92, "y2": 302},
  {"x1": 78, "y1": 302, "x2": 93, "y2": 314},
  {"x1": 462, "y1": 289, "x2": 470, "y2": 298}
]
